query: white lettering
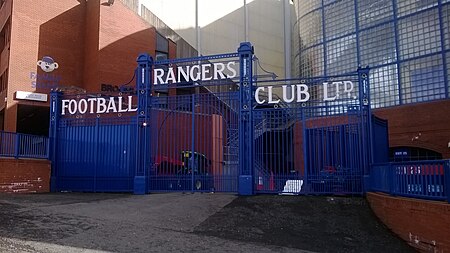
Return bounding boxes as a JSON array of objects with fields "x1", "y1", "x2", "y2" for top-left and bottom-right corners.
[
  {"x1": 323, "y1": 82, "x2": 337, "y2": 101},
  {"x1": 190, "y1": 65, "x2": 201, "y2": 82},
  {"x1": 178, "y1": 66, "x2": 190, "y2": 82},
  {"x1": 97, "y1": 98, "x2": 107, "y2": 113},
  {"x1": 78, "y1": 99, "x2": 88, "y2": 114},
  {"x1": 255, "y1": 87, "x2": 266, "y2": 104},
  {"x1": 213, "y1": 63, "x2": 226, "y2": 79},
  {"x1": 282, "y1": 85, "x2": 295, "y2": 103},
  {"x1": 226, "y1": 62, "x2": 237, "y2": 78},
  {"x1": 165, "y1": 67, "x2": 176, "y2": 83},
  {"x1": 61, "y1": 96, "x2": 137, "y2": 115},
  {"x1": 268, "y1": 86, "x2": 280, "y2": 104},
  {"x1": 128, "y1": 96, "x2": 137, "y2": 112},
  {"x1": 87, "y1": 98, "x2": 96, "y2": 113},
  {"x1": 343, "y1": 81, "x2": 354, "y2": 97},
  {"x1": 153, "y1": 68, "x2": 164, "y2": 85},
  {"x1": 106, "y1": 97, "x2": 117, "y2": 113},
  {"x1": 68, "y1": 100, "x2": 77, "y2": 115},
  {"x1": 201, "y1": 64, "x2": 212, "y2": 81},
  {"x1": 118, "y1": 97, "x2": 128, "y2": 113},
  {"x1": 296, "y1": 84, "x2": 310, "y2": 102},
  {"x1": 61, "y1": 100, "x2": 70, "y2": 115}
]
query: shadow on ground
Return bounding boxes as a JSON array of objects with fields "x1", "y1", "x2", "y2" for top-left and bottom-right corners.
[
  {"x1": 194, "y1": 195, "x2": 415, "y2": 253},
  {"x1": 0, "y1": 193, "x2": 415, "y2": 252}
]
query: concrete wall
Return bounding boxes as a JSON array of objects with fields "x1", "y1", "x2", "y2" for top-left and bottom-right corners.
[
  {"x1": 367, "y1": 192, "x2": 450, "y2": 253},
  {"x1": 0, "y1": 158, "x2": 50, "y2": 193}
]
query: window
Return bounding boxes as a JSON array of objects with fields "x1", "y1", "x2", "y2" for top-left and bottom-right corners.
[
  {"x1": 396, "y1": 0, "x2": 438, "y2": 17},
  {"x1": 358, "y1": 0, "x2": 393, "y2": 29},
  {"x1": 324, "y1": 0, "x2": 355, "y2": 40},
  {"x1": 443, "y1": 4, "x2": 450, "y2": 49},
  {"x1": 400, "y1": 54, "x2": 445, "y2": 104},
  {"x1": 398, "y1": 8, "x2": 441, "y2": 60},
  {"x1": 370, "y1": 65, "x2": 400, "y2": 108},
  {"x1": 299, "y1": 10, "x2": 322, "y2": 48},
  {"x1": 300, "y1": 45, "x2": 324, "y2": 77},
  {"x1": 326, "y1": 35, "x2": 357, "y2": 75},
  {"x1": 360, "y1": 23, "x2": 396, "y2": 68}
]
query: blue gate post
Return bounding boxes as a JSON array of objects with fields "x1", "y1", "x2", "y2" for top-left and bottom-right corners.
[
  {"x1": 357, "y1": 67, "x2": 372, "y2": 193},
  {"x1": 238, "y1": 42, "x2": 254, "y2": 195},
  {"x1": 49, "y1": 90, "x2": 62, "y2": 192},
  {"x1": 134, "y1": 54, "x2": 153, "y2": 194}
]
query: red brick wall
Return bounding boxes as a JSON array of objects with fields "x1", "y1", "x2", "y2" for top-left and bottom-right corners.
[
  {"x1": 4, "y1": 0, "x2": 160, "y2": 131},
  {"x1": 83, "y1": 0, "x2": 100, "y2": 91},
  {"x1": 0, "y1": 158, "x2": 51, "y2": 193},
  {"x1": 5, "y1": 0, "x2": 86, "y2": 132},
  {"x1": 94, "y1": 1, "x2": 156, "y2": 92},
  {"x1": 374, "y1": 99, "x2": 450, "y2": 158},
  {"x1": 367, "y1": 192, "x2": 450, "y2": 253}
]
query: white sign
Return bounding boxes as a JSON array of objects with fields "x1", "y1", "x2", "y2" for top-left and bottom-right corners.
[
  {"x1": 61, "y1": 96, "x2": 137, "y2": 115},
  {"x1": 255, "y1": 81, "x2": 355, "y2": 104},
  {"x1": 153, "y1": 62, "x2": 237, "y2": 85},
  {"x1": 15, "y1": 91, "x2": 48, "y2": 102}
]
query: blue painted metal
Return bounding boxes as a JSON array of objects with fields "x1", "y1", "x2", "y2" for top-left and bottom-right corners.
[
  {"x1": 0, "y1": 131, "x2": 49, "y2": 159},
  {"x1": 371, "y1": 160, "x2": 449, "y2": 202},
  {"x1": 47, "y1": 41, "x2": 379, "y2": 196},
  {"x1": 252, "y1": 70, "x2": 371, "y2": 195},
  {"x1": 238, "y1": 42, "x2": 254, "y2": 195},
  {"x1": 134, "y1": 53, "x2": 153, "y2": 194},
  {"x1": 49, "y1": 91, "x2": 61, "y2": 191}
]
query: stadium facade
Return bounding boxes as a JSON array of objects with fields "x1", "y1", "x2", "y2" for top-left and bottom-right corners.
[{"x1": 292, "y1": 0, "x2": 450, "y2": 160}]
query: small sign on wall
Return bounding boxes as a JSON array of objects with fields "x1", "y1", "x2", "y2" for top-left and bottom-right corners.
[{"x1": 15, "y1": 91, "x2": 48, "y2": 102}]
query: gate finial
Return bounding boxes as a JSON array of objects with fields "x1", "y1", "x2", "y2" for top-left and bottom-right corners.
[{"x1": 238, "y1": 42, "x2": 254, "y2": 54}]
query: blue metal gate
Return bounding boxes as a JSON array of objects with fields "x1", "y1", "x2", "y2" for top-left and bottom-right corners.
[
  {"x1": 252, "y1": 70, "x2": 371, "y2": 195},
  {"x1": 49, "y1": 42, "x2": 373, "y2": 195},
  {"x1": 49, "y1": 93, "x2": 137, "y2": 192}
]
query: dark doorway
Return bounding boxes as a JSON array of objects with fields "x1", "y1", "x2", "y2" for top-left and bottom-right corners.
[
  {"x1": 390, "y1": 146, "x2": 443, "y2": 162},
  {"x1": 16, "y1": 104, "x2": 49, "y2": 136}
]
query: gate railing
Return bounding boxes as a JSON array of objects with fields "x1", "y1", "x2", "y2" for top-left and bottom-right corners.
[
  {"x1": 370, "y1": 160, "x2": 450, "y2": 203},
  {"x1": 0, "y1": 131, "x2": 49, "y2": 159}
]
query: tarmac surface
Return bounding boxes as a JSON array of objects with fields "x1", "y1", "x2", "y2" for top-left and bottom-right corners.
[{"x1": 0, "y1": 192, "x2": 415, "y2": 253}]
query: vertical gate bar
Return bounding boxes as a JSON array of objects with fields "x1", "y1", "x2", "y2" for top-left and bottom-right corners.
[
  {"x1": 191, "y1": 94, "x2": 195, "y2": 192},
  {"x1": 94, "y1": 117, "x2": 99, "y2": 192},
  {"x1": 302, "y1": 108, "x2": 308, "y2": 191}
]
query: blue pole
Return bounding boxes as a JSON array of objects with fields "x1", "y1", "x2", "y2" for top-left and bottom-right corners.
[
  {"x1": 238, "y1": 42, "x2": 254, "y2": 195},
  {"x1": 134, "y1": 53, "x2": 153, "y2": 194},
  {"x1": 358, "y1": 67, "x2": 371, "y2": 193},
  {"x1": 49, "y1": 90, "x2": 62, "y2": 192}
]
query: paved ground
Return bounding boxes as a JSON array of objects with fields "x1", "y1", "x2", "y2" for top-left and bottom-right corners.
[{"x1": 0, "y1": 193, "x2": 415, "y2": 253}]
